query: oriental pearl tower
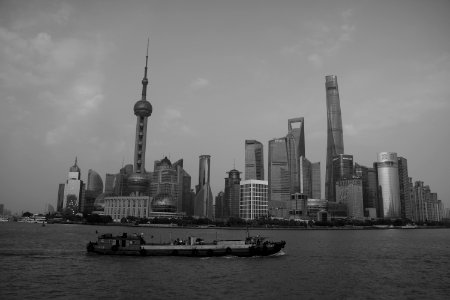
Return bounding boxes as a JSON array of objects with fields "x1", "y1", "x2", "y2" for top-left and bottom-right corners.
[{"x1": 127, "y1": 40, "x2": 153, "y2": 196}]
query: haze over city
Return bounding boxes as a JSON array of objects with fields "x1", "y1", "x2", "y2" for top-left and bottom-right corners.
[{"x1": 1, "y1": 0, "x2": 449, "y2": 214}]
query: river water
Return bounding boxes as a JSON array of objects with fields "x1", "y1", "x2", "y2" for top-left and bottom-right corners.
[{"x1": 1, "y1": 222, "x2": 449, "y2": 299}]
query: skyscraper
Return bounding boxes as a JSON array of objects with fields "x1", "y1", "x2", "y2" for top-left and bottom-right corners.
[
  {"x1": 84, "y1": 169, "x2": 104, "y2": 214},
  {"x1": 57, "y1": 183, "x2": 65, "y2": 212},
  {"x1": 331, "y1": 154, "x2": 353, "y2": 202},
  {"x1": 245, "y1": 140, "x2": 264, "y2": 180},
  {"x1": 336, "y1": 178, "x2": 364, "y2": 220},
  {"x1": 377, "y1": 152, "x2": 401, "y2": 219},
  {"x1": 268, "y1": 138, "x2": 290, "y2": 218},
  {"x1": 311, "y1": 162, "x2": 321, "y2": 199},
  {"x1": 240, "y1": 180, "x2": 268, "y2": 220},
  {"x1": 223, "y1": 169, "x2": 242, "y2": 218},
  {"x1": 149, "y1": 157, "x2": 191, "y2": 213},
  {"x1": 286, "y1": 118, "x2": 305, "y2": 194},
  {"x1": 63, "y1": 157, "x2": 83, "y2": 215},
  {"x1": 194, "y1": 155, "x2": 213, "y2": 218},
  {"x1": 127, "y1": 40, "x2": 153, "y2": 196},
  {"x1": 397, "y1": 157, "x2": 412, "y2": 220},
  {"x1": 325, "y1": 75, "x2": 344, "y2": 202}
]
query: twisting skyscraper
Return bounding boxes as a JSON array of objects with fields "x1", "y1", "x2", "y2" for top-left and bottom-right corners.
[
  {"x1": 127, "y1": 40, "x2": 153, "y2": 196},
  {"x1": 325, "y1": 75, "x2": 344, "y2": 202},
  {"x1": 245, "y1": 140, "x2": 264, "y2": 180}
]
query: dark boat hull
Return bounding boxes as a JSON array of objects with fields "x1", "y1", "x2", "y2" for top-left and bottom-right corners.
[{"x1": 87, "y1": 241, "x2": 285, "y2": 257}]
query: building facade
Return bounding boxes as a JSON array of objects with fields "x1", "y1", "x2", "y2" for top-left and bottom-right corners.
[
  {"x1": 397, "y1": 157, "x2": 412, "y2": 220},
  {"x1": 223, "y1": 169, "x2": 242, "y2": 218},
  {"x1": 286, "y1": 118, "x2": 305, "y2": 194},
  {"x1": 245, "y1": 140, "x2": 264, "y2": 180},
  {"x1": 240, "y1": 180, "x2": 268, "y2": 220},
  {"x1": 84, "y1": 169, "x2": 104, "y2": 214},
  {"x1": 63, "y1": 158, "x2": 83, "y2": 215},
  {"x1": 331, "y1": 154, "x2": 353, "y2": 202},
  {"x1": 194, "y1": 155, "x2": 214, "y2": 219},
  {"x1": 335, "y1": 178, "x2": 364, "y2": 220},
  {"x1": 377, "y1": 152, "x2": 401, "y2": 219},
  {"x1": 325, "y1": 75, "x2": 345, "y2": 202},
  {"x1": 311, "y1": 162, "x2": 321, "y2": 199},
  {"x1": 268, "y1": 138, "x2": 290, "y2": 218}
]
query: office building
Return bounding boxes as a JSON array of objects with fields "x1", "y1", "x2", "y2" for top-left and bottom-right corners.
[
  {"x1": 57, "y1": 183, "x2": 65, "y2": 212},
  {"x1": 245, "y1": 140, "x2": 264, "y2": 180},
  {"x1": 286, "y1": 118, "x2": 305, "y2": 194},
  {"x1": 240, "y1": 180, "x2": 268, "y2": 220},
  {"x1": 268, "y1": 138, "x2": 290, "y2": 218},
  {"x1": 215, "y1": 191, "x2": 225, "y2": 219},
  {"x1": 150, "y1": 157, "x2": 191, "y2": 213},
  {"x1": 311, "y1": 162, "x2": 321, "y2": 199},
  {"x1": 299, "y1": 156, "x2": 312, "y2": 197},
  {"x1": 377, "y1": 152, "x2": 401, "y2": 219},
  {"x1": 63, "y1": 157, "x2": 83, "y2": 215},
  {"x1": 104, "y1": 174, "x2": 115, "y2": 194},
  {"x1": 194, "y1": 155, "x2": 214, "y2": 219},
  {"x1": 397, "y1": 157, "x2": 412, "y2": 220},
  {"x1": 84, "y1": 169, "x2": 104, "y2": 214},
  {"x1": 336, "y1": 178, "x2": 364, "y2": 220},
  {"x1": 223, "y1": 169, "x2": 242, "y2": 218},
  {"x1": 325, "y1": 75, "x2": 345, "y2": 202},
  {"x1": 331, "y1": 154, "x2": 353, "y2": 202}
]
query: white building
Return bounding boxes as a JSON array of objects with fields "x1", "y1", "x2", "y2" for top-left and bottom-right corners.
[
  {"x1": 240, "y1": 180, "x2": 268, "y2": 220},
  {"x1": 63, "y1": 158, "x2": 83, "y2": 214},
  {"x1": 104, "y1": 196, "x2": 149, "y2": 221},
  {"x1": 377, "y1": 152, "x2": 401, "y2": 219}
]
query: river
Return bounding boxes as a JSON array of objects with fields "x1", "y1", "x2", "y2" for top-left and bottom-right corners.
[{"x1": 1, "y1": 222, "x2": 449, "y2": 299}]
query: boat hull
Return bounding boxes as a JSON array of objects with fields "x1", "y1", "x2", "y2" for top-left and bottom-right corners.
[{"x1": 87, "y1": 235, "x2": 285, "y2": 257}]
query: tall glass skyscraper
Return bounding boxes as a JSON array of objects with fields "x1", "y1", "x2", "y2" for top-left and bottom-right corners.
[
  {"x1": 377, "y1": 152, "x2": 401, "y2": 219},
  {"x1": 194, "y1": 155, "x2": 213, "y2": 218},
  {"x1": 311, "y1": 162, "x2": 321, "y2": 199},
  {"x1": 224, "y1": 169, "x2": 241, "y2": 218},
  {"x1": 325, "y1": 75, "x2": 344, "y2": 202},
  {"x1": 245, "y1": 140, "x2": 264, "y2": 180},
  {"x1": 397, "y1": 157, "x2": 412, "y2": 220},
  {"x1": 268, "y1": 138, "x2": 290, "y2": 218},
  {"x1": 286, "y1": 118, "x2": 305, "y2": 194}
]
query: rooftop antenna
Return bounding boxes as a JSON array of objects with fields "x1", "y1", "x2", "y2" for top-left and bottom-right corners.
[
  {"x1": 141, "y1": 38, "x2": 149, "y2": 101},
  {"x1": 233, "y1": 159, "x2": 236, "y2": 169}
]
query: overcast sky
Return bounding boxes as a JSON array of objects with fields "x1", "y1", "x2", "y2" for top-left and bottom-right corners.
[{"x1": 1, "y1": 0, "x2": 449, "y2": 214}]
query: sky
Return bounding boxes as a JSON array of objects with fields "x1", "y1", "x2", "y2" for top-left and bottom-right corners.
[{"x1": 1, "y1": 0, "x2": 449, "y2": 214}]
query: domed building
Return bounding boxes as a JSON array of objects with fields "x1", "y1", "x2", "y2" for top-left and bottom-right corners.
[{"x1": 151, "y1": 193, "x2": 176, "y2": 213}]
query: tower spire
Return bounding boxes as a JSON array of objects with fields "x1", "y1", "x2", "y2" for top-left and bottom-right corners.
[{"x1": 141, "y1": 38, "x2": 149, "y2": 101}]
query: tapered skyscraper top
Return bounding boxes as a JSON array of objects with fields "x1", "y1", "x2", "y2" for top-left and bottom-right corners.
[{"x1": 325, "y1": 75, "x2": 344, "y2": 202}]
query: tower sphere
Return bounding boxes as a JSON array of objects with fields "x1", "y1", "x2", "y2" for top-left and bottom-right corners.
[
  {"x1": 127, "y1": 172, "x2": 149, "y2": 194},
  {"x1": 134, "y1": 100, "x2": 152, "y2": 117}
]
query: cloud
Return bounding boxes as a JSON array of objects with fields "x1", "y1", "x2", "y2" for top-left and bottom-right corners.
[
  {"x1": 0, "y1": 19, "x2": 107, "y2": 148},
  {"x1": 189, "y1": 77, "x2": 210, "y2": 90},
  {"x1": 281, "y1": 9, "x2": 356, "y2": 68},
  {"x1": 307, "y1": 53, "x2": 323, "y2": 68},
  {"x1": 161, "y1": 107, "x2": 196, "y2": 137}
]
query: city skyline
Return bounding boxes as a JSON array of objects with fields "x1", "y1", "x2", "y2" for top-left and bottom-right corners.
[{"x1": 1, "y1": 0, "x2": 449, "y2": 213}]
